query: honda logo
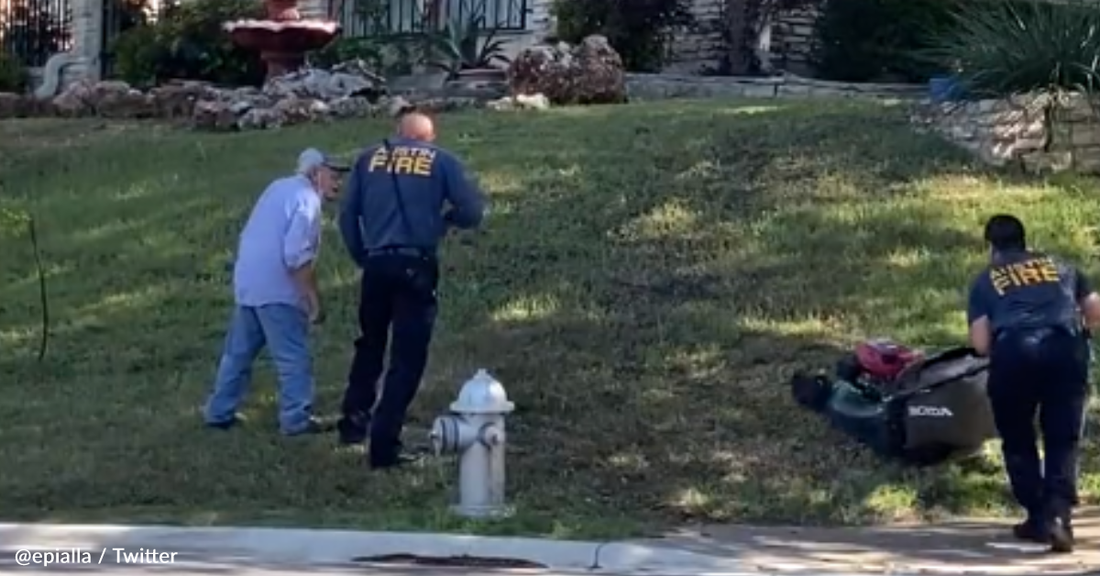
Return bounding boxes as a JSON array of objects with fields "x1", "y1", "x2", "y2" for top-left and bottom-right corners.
[{"x1": 908, "y1": 405, "x2": 953, "y2": 417}]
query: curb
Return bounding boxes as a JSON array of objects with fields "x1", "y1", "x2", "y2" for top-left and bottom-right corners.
[
  {"x1": 0, "y1": 523, "x2": 600, "y2": 570},
  {"x1": 0, "y1": 523, "x2": 1097, "y2": 575}
]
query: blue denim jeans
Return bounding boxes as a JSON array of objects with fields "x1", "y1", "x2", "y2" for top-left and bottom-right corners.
[{"x1": 204, "y1": 304, "x2": 314, "y2": 434}]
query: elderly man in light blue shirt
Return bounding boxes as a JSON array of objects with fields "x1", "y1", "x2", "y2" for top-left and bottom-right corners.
[{"x1": 204, "y1": 148, "x2": 345, "y2": 435}]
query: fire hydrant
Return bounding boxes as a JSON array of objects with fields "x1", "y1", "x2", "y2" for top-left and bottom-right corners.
[{"x1": 429, "y1": 369, "x2": 515, "y2": 518}]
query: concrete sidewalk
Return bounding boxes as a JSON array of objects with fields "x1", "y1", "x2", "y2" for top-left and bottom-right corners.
[
  {"x1": 0, "y1": 512, "x2": 1097, "y2": 576},
  {"x1": 638, "y1": 507, "x2": 1100, "y2": 575}
]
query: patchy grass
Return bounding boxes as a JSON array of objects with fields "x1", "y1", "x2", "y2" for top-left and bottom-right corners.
[{"x1": 0, "y1": 100, "x2": 1097, "y2": 539}]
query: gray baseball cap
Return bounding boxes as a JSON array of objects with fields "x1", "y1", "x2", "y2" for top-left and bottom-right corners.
[{"x1": 296, "y1": 148, "x2": 349, "y2": 174}]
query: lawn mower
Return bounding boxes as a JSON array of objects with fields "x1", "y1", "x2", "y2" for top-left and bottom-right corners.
[{"x1": 791, "y1": 339, "x2": 998, "y2": 466}]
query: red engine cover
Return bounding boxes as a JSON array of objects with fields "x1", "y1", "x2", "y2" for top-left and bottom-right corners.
[{"x1": 855, "y1": 339, "x2": 921, "y2": 381}]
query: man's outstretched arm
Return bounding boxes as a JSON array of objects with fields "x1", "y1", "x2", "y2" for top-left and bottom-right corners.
[{"x1": 441, "y1": 155, "x2": 486, "y2": 230}]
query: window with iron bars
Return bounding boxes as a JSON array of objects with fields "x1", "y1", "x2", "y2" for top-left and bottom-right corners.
[{"x1": 330, "y1": 0, "x2": 528, "y2": 38}]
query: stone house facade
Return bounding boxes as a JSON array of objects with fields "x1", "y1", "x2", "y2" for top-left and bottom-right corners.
[
  {"x1": 17, "y1": 0, "x2": 822, "y2": 97},
  {"x1": 664, "y1": 0, "x2": 820, "y2": 75},
  {"x1": 469, "y1": 0, "x2": 822, "y2": 75}
]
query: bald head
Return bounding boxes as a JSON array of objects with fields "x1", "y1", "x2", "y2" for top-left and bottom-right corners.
[{"x1": 397, "y1": 112, "x2": 436, "y2": 142}]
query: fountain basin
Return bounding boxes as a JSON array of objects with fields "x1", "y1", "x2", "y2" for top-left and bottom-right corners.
[
  {"x1": 224, "y1": 19, "x2": 341, "y2": 79},
  {"x1": 224, "y1": 20, "x2": 340, "y2": 53}
]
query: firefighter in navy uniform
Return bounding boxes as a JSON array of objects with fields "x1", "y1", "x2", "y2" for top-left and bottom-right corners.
[
  {"x1": 336, "y1": 112, "x2": 486, "y2": 469},
  {"x1": 966, "y1": 214, "x2": 1100, "y2": 553}
]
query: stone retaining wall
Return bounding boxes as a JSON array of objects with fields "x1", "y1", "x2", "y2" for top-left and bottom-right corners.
[
  {"x1": 626, "y1": 72, "x2": 922, "y2": 100},
  {"x1": 914, "y1": 94, "x2": 1100, "y2": 174}
]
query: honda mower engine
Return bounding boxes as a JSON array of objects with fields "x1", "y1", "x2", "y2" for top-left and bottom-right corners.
[
  {"x1": 790, "y1": 339, "x2": 997, "y2": 466},
  {"x1": 835, "y1": 339, "x2": 923, "y2": 399}
]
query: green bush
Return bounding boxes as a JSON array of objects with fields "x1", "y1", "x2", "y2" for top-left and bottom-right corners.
[
  {"x1": 0, "y1": 54, "x2": 28, "y2": 92},
  {"x1": 311, "y1": 38, "x2": 384, "y2": 69},
  {"x1": 551, "y1": 0, "x2": 694, "y2": 72},
  {"x1": 922, "y1": 0, "x2": 1100, "y2": 98},
  {"x1": 812, "y1": 0, "x2": 959, "y2": 83},
  {"x1": 109, "y1": 0, "x2": 266, "y2": 87},
  {"x1": 309, "y1": 36, "x2": 423, "y2": 76}
]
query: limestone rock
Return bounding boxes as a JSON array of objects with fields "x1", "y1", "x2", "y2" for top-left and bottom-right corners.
[
  {"x1": 51, "y1": 78, "x2": 97, "y2": 116},
  {"x1": 150, "y1": 82, "x2": 212, "y2": 118},
  {"x1": 21, "y1": 58, "x2": 522, "y2": 130},
  {"x1": 191, "y1": 100, "x2": 239, "y2": 131},
  {"x1": 486, "y1": 93, "x2": 551, "y2": 111},
  {"x1": 507, "y1": 35, "x2": 626, "y2": 105}
]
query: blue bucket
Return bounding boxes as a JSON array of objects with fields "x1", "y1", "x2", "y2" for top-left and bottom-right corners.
[{"x1": 928, "y1": 75, "x2": 962, "y2": 103}]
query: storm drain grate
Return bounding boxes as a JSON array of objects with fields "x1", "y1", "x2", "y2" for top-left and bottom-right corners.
[{"x1": 352, "y1": 553, "x2": 547, "y2": 569}]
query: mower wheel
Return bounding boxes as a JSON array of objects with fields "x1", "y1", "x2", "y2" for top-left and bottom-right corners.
[{"x1": 791, "y1": 371, "x2": 833, "y2": 412}]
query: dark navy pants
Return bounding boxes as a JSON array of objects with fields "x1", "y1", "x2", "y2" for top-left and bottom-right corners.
[
  {"x1": 987, "y1": 327, "x2": 1089, "y2": 525},
  {"x1": 340, "y1": 252, "x2": 438, "y2": 466}
]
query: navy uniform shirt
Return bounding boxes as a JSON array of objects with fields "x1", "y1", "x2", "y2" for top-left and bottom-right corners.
[
  {"x1": 338, "y1": 137, "x2": 486, "y2": 267},
  {"x1": 967, "y1": 250, "x2": 1092, "y2": 336}
]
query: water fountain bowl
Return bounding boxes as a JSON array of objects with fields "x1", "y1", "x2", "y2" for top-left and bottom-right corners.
[{"x1": 223, "y1": 2, "x2": 341, "y2": 81}]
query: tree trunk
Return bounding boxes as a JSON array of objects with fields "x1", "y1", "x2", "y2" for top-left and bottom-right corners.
[{"x1": 723, "y1": 0, "x2": 753, "y2": 75}]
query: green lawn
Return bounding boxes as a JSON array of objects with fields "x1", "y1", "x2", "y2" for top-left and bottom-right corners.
[{"x1": 0, "y1": 99, "x2": 1097, "y2": 539}]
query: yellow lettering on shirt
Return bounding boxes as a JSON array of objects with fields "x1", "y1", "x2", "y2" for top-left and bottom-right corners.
[
  {"x1": 989, "y1": 256, "x2": 1061, "y2": 296},
  {"x1": 366, "y1": 146, "x2": 436, "y2": 177}
]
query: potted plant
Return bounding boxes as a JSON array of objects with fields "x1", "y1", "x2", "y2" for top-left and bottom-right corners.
[{"x1": 428, "y1": 9, "x2": 510, "y2": 83}]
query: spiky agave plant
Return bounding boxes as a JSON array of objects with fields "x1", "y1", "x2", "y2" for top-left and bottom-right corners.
[{"x1": 922, "y1": 0, "x2": 1100, "y2": 99}]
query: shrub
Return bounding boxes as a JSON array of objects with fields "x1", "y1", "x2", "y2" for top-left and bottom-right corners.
[
  {"x1": 310, "y1": 36, "x2": 422, "y2": 76},
  {"x1": 0, "y1": 54, "x2": 28, "y2": 92},
  {"x1": 310, "y1": 37, "x2": 385, "y2": 70},
  {"x1": 812, "y1": 0, "x2": 959, "y2": 83},
  {"x1": 922, "y1": 0, "x2": 1100, "y2": 98},
  {"x1": 551, "y1": 0, "x2": 695, "y2": 72},
  {"x1": 110, "y1": 25, "x2": 163, "y2": 87},
  {"x1": 109, "y1": 0, "x2": 266, "y2": 87}
]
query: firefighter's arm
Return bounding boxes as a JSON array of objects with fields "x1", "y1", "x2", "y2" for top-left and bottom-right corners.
[
  {"x1": 1074, "y1": 268, "x2": 1100, "y2": 330},
  {"x1": 967, "y1": 279, "x2": 992, "y2": 356}
]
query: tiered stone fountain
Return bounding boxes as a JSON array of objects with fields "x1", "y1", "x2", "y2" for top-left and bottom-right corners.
[{"x1": 223, "y1": 0, "x2": 341, "y2": 81}]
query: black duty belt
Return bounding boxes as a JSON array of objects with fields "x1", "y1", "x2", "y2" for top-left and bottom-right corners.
[
  {"x1": 366, "y1": 246, "x2": 432, "y2": 258},
  {"x1": 995, "y1": 325, "x2": 1081, "y2": 343}
]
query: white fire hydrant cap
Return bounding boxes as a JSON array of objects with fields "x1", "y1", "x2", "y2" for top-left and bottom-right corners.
[{"x1": 450, "y1": 369, "x2": 515, "y2": 414}]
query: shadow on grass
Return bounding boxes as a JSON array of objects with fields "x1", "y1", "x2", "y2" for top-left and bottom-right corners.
[
  {"x1": 424, "y1": 100, "x2": 1099, "y2": 528},
  {"x1": 0, "y1": 99, "x2": 1098, "y2": 538}
]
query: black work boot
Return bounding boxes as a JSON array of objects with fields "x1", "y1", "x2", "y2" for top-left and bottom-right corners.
[
  {"x1": 337, "y1": 414, "x2": 369, "y2": 445},
  {"x1": 1012, "y1": 519, "x2": 1051, "y2": 544},
  {"x1": 1049, "y1": 517, "x2": 1075, "y2": 554},
  {"x1": 369, "y1": 453, "x2": 425, "y2": 470}
]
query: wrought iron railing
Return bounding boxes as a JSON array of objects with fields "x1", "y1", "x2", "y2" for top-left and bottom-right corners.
[
  {"x1": 329, "y1": 0, "x2": 528, "y2": 38},
  {"x1": 0, "y1": 0, "x2": 73, "y2": 68}
]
